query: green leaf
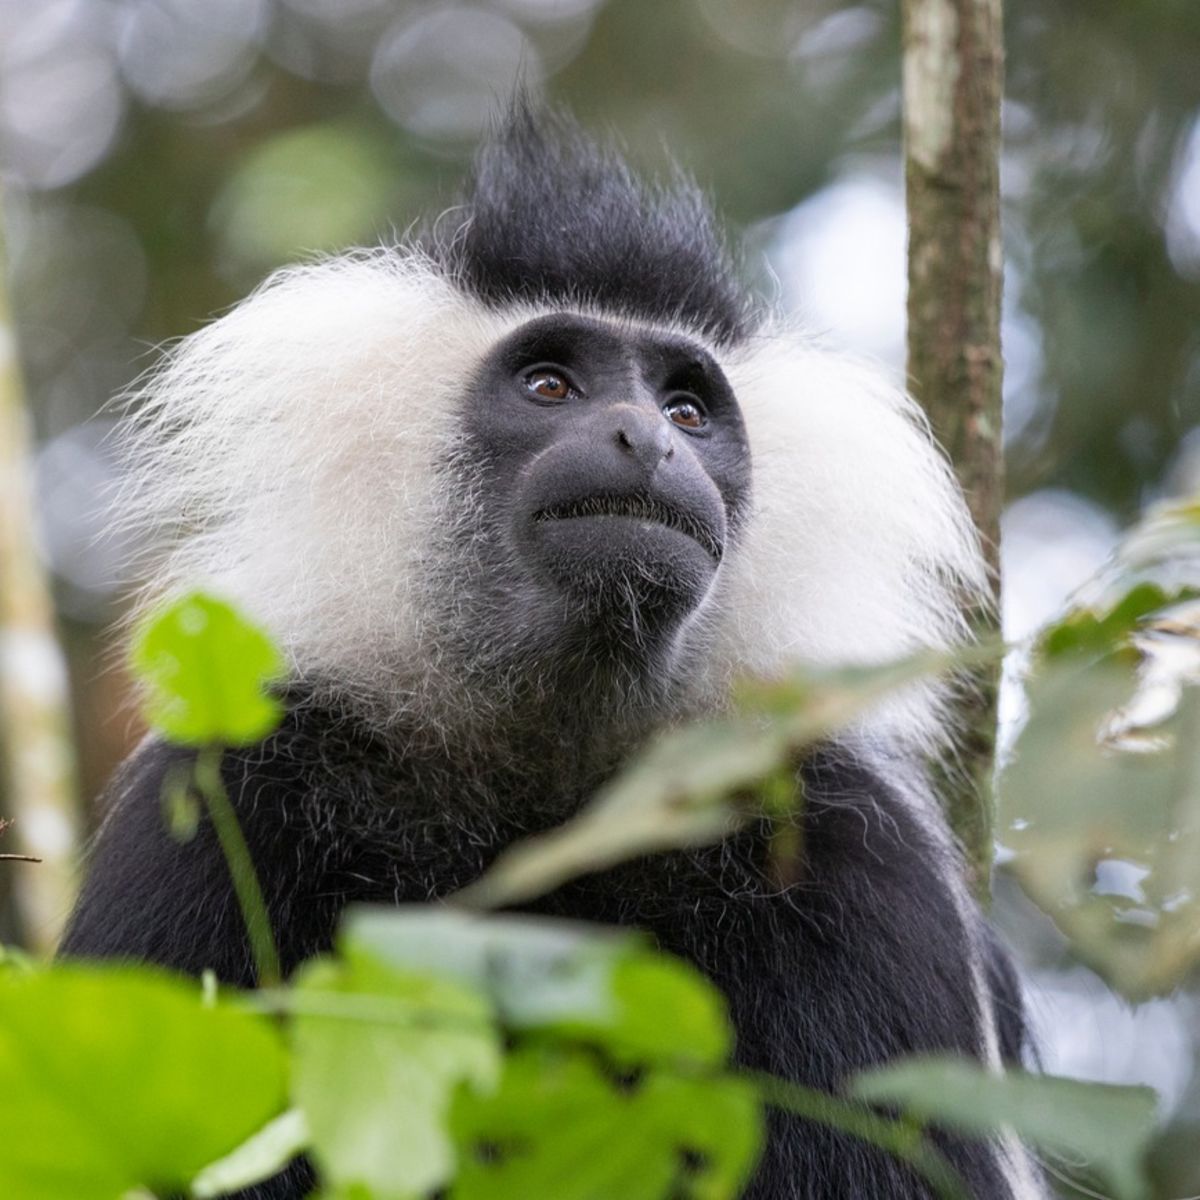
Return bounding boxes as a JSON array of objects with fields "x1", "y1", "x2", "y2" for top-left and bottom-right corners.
[
  {"x1": 449, "y1": 1048, "x2": 761, "y2": 1200},
  {"x1": 454, "y1": 721, "x2": 761, "y2": 908},
  {"x1": 290, "y1": 943, "x2": 501, "y2": 1199},
  {"x1": 632, "y1": 1072, "x2": 763, "y2": 1200},
  {"x1": 852, "y1": 1055, "x2": 1158, "y2": 1200},
  {"x1": 191, "y1": 1109, "x2": 310, "y2": 1198},
  {"x1": 344, "y1": 908, "x2": 732, "y2": 1068},
  {"x1": 457, "y1": 654, "x2": 953, "y2": 909},
  {"x1": 544, "y1": 951, "x2": 732, "y2": 1068},
  {"x1": 1038, "y1": 582, "x2": 1182, "y2": 662},
  {"x1": 0, "y1": 964, "x2": 287, "y2": 1199},
  {"x1": 131, "y1": 591, "x2": 286, "y2": 747},
  {"x1": 1000, "y1": 656, "x2": 1200, "y2": 997},
  {"x1": 346, "y1": 907, "x2": 631, "y2": 1029}
]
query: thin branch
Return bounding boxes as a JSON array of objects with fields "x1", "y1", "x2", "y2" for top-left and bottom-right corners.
[{"x1": 0, "y1": 820, "x2": 41, "y2": 862}]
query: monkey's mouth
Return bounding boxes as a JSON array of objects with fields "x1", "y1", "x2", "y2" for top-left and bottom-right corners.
[{"x1": 533, "y1": 493, "x2": 724, "y2": 563}]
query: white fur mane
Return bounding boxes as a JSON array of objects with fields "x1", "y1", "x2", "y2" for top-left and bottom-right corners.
[{"x1": 117, "y1": 247, "x2": 985, "y2": 749}]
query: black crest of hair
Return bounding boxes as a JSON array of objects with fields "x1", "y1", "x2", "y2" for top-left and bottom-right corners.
[{"x1": 429, "y1": 102, "x2": 758, "y2": 347}]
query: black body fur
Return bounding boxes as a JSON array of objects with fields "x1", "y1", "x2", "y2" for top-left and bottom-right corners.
[
  {"x1": 63, "y1": 701, "x2": 1022, "y2": 1200},
  {"x1": 61, "y1": 108, "x2": 1033, "y2": 1198}
]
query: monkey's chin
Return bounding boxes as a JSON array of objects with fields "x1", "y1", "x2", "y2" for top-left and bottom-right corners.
[{"x1": 528, "y1": 514, "x2": 718, "y2": 625}]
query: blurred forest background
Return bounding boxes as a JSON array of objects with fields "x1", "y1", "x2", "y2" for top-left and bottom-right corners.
[{"x1": 1, "y1": 0, "x2": 1199, "y2": 1191}]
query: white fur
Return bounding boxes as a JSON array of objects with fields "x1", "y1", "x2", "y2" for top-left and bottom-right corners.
[
  {"x1": 705, "y1": 328, "x2": 987, "y2": 751},
  {"x1": 118, "y1": 247, "x2": 985, "y2": 746},
  {"x1": 119, "y1": 251, "x2": 509, "y2": 707}
]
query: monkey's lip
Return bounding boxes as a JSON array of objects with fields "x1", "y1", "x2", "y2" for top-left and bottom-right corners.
[{"x1": 532, "y1": 493, "x2": 724, "y2": 562}]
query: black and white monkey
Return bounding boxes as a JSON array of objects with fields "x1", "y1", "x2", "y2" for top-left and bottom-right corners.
[{"x1": 63, "y1": 108, "x2": 1043, "y2": 1199}]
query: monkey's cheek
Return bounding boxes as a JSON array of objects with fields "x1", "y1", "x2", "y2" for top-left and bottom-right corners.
[{"x1": 527, "y1": 515, "x2": 718, "y2": 614}]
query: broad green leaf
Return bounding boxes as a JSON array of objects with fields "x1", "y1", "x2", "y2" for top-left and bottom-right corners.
[
  {"x1": 449, "y1": 1048, "x2": 761, "y2": 1200},
  {"x1": 631, "y1": 1072, "x2": 763, "y2": 1200},
  {"x1": 457, "y1": 654, "x2": 947, "y2": 910},
  {"x1": 131, "y1": 591, "x2": 286, "y2": 746},
  {"x1": 191, "y1": 1109, "x2": 309, "y2": 1199},
  {"x1": 1000, "y1": 656, "x2": 1200, "y2": 997},
  {"x1": 346, "y1": 907, "x2": 633, "y2": 1029},
  {"x1": 0, "y1": 965, "x2": 287, "y2": 1200},
  {"x1": 346, "y1": 908, "x2": 731, "y2": 1067},
  {"x1": 1147, "y1": 1105, "x2": 1200, "y2": 1198},
  {"x1": 852, "y1": 1055, "x2": 1158, "y2": 1200},
  {"x1": 1038, "y1": 582, "x2": 1179, "y2": 661},
  {"x1": 450, "y1": 1050, "x2": 642, "y2": 1200},
  {"x1": 543, "y1": 951, "x2": 732, "y2": 1068},
  {"x1": 291, "y1": 943, "x2": 500, "y2": 1199}
]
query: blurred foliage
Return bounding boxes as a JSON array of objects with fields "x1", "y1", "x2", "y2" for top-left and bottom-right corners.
[
  {"x1": 1002, "y1": 656, "x2": 1200, "y2": 999},
  {"x1": 3, "y1": 0, "x2": 1198, "y2": 514},
  {"x1": 0, "y1": 906, "x2": 1165, "y2": 1200},
  {"x1": 0, "y1": 964, "x2": 288, "y2": 1197},
  {"x1": 999, "y1": 501, "x2": 1200, "y2": 1002},
  {"x1": 1004, "y1": 1, "x2": 1200, "y2": 513},
  {"x1": 5, "y1": 585, "x2": 1169, "y2": 1196}
]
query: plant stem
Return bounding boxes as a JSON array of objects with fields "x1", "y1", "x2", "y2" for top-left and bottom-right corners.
[{"x1": 193, "y1": 746, "x2": 281, "y2": 987}]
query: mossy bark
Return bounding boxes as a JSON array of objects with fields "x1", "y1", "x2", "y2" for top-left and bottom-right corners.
[{"x1": 901, "y1": 0, "x2": 1005, "y2": 894}]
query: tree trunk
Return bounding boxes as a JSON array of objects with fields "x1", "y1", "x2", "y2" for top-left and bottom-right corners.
[
  {"x1": 901, "y1": 0, "x2": 1005, "y2": 893},
  {"x1": 0, "y1": 207, "x2": 82, "y2": 951}
]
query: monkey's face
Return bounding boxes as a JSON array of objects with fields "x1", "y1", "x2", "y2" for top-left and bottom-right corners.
[{"x1": 462, "y1": 313, "x2": 751, "y2": 640}]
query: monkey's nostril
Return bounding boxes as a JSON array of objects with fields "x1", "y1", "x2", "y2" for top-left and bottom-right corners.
[{"x1": 613, "y1": 410, "x2": 671, "y2": 468}]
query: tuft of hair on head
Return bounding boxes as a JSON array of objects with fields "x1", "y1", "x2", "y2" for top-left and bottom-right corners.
[{"x1": 427, "y1": 99, "x2": 758, "y2": 349}]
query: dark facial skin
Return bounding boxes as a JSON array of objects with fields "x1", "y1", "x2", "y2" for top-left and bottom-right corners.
[{"x1": 461, "y1": 313, "x2": 752, "y2": 644}]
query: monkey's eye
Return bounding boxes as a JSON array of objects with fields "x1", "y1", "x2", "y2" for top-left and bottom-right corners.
[
  {"x1": 664, "y1": 395, "x2": 707, "y2": 430},
  {"x1": 523, "y1": 367, "x2": 578, "y2": 402}
]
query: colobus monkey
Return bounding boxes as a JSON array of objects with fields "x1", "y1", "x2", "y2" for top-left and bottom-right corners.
[{"x1": 63, "y1": 107, "x2": 1042, "y2": 1199}]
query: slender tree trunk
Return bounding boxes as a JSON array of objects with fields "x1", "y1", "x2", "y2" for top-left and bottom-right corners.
[
  {"x1": 901, "y1": 0, "x2": 1005, "y2": 892},
  {"x1": 0, "y1": 206, "x2": 82, "y2": 951}
]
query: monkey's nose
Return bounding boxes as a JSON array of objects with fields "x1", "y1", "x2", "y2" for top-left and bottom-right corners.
[{"x1": 613, "y1": 406, "x2": 674, "y2": 471}]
